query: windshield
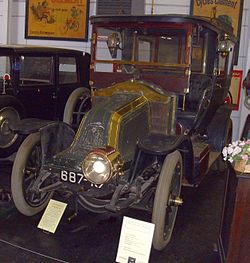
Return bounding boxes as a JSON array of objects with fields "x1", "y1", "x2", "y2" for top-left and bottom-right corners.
[{"x1": 95, "y1": 26, "x2": 187, "y2": 72}]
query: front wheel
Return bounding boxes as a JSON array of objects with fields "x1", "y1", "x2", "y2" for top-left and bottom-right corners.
[
  {"x1": 152, "y1": 150, "x2": 183, "y2": 251},
  {"x1": 11, "y1": 132, "x2": 53, "y2": 216}
]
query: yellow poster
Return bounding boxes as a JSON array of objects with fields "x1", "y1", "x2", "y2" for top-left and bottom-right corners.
[
  {"x1": 25, "y1": 0, "x2": 89, "y2": 41},
  {"x1": 190, "y1": 0, "x2": 243, "y2": 37}
]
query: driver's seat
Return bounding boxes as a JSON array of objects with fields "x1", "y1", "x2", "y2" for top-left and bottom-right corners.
[
  {"x1": 177, "y1": 80, "x2": 227, "y2": 136},
  {"x1": 177, "y1": 75, "x2": 214, "y2": 135}
]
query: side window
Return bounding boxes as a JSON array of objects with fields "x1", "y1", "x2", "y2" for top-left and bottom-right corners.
[
  {"x1": 19, "y1": 56, "x2": 53, "y2": 85},
  {"x1": 59, "y1": 57, "x2": 78, "y2": 84},
  {"x1": 138, "y1": 39, "x2": 153, "y2": 62},
  {"x1": 158, "y1": 36, "x2": 184, "y2": 64},
  {"x1": 0, "y1": 56, "x2": 11, "y2": 77},
  {"x1": 191, "y1": 37, "x2": 204, "y2": 72}
]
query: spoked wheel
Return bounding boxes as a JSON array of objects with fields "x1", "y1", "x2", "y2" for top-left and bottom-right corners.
[
  {"x1": 63, "y1": 87, "x2": 91, "y2": 129},
  {"x1": 152, "y1": 150, "x2": 183, "y2": 251},
  {"x1": 11, "y1": 132, "x2": 53, "y2": 216}
]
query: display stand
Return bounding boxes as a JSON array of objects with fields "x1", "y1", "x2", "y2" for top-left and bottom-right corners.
[{"x1": 217, "y1": 166, "x2": 250, "y2": 263}]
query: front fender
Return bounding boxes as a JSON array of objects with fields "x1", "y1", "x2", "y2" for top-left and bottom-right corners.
[
  {"x1": 40, "y1": 121, "x2": 75, "y2": 162},
  {"x1": 10, "y1": 118, "x2": 55, "y2": 135},
  {"x1": 130, "y1": 134, "x2": 194, "y2": 183}
]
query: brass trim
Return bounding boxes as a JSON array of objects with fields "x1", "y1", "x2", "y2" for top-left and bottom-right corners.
[
  {"x1": 94, "y1": 59, "x2": 189, "y2": 69},
  {"x1": 94, "y1": 81, "x2": 171, "y2": 102},
  {"x1": 108, "y1": 95, "x2": 148, "y2": 148},
  {"x1": 169, "y1": 196, "x2": 183, "y2": 206}
]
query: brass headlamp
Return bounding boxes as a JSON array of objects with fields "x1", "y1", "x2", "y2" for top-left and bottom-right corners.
[{"x1": 82, "y1": 147, "x2": 122, "y2": 185}]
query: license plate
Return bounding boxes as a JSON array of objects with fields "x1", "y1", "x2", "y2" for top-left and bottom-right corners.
[
  {"x1": 60, "y1": 170, "x2": 103, "y2": 188},
  {"x1": 60, "y1": 170, "x2": 87, "y2": 184}
]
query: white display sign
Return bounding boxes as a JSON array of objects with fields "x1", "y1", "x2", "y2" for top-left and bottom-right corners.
[
  {"x1": 116, "y1": 216, "x2": 155, "y2": 263},
  {"x1": 37, "y1": 199, "x2": 67, "y2": 234}
]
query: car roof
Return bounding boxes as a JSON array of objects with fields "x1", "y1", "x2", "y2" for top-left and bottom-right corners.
[
  {"x1": 90, "y1": 14, "x2": 237, "y2": 41},
  {"x1": 0, "y1": 45, "x2": 84, "y2": 55}
]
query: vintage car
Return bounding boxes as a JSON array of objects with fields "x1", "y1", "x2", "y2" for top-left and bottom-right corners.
[
  {"x1": 0, "y1": 46, "x2": 90, "y2": 158},
  {"x1": 11, "y1": 14, "x2": 236, "y2": 251}
]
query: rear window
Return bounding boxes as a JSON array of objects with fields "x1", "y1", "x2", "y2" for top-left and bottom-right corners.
[
  {"x1": 59, "y1": 57, "x2": 78, "y2": 84},
  {"x1": 19, "y1": 56, "x2": 53, "y2": 85},
  {"x1": 0, "y1": 56, "x2": 11, "y2": 77}
]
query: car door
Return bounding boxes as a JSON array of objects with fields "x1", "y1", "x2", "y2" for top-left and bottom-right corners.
[{"x1": 16, "y1": 54, "x2": 56, "y2": 120}]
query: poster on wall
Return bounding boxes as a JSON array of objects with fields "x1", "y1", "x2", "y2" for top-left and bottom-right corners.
[
  {"x1": 25, "y1": 0, "x2": 90, "y2": 41},
  {"x1": 190, "y1": 0, "x2": 244, "y2": 64}
]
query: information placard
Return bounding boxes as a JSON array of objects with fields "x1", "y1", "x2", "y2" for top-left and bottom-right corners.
[
  {"x1": 37, "y1": 199, "x2": 67, "y2": 234},
  {"x1": 116, "y1": 216, "x2": 155, "y2": 263}
]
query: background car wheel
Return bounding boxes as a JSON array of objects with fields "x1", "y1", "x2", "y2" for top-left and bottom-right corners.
[
  {"x1": 0, "y1": 96, "x2": 25, "y2": 158},
  {"x1": 11, "y1": 132, "x2": 53, "y2": 216},
  {"x1": 152, "y1": 150, "x2": 183, "y2": 251},
  {"x1": 63, "y1": 87, "x2": 91, "y2": 129}
]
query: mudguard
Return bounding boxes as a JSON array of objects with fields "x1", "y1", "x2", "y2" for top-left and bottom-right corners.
[
  {"x1": 130, "y1": 134, "x2": 194, "y2": 184},
  {"x1": 10, "y1": 118, "x2": 55, "y2": 135},
  {"x1": 206, "y1": 105, "x2": 232, "y2": 151},
  {"x1": 10, "y1": 118, "x2": 75, "y2": 162},
  {"x1": 40, "y1": 122, "x2": 75, "y2": 163}
]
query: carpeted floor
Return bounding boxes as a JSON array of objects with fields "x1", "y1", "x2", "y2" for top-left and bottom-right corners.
[{"x1": 0, "y1": 160, "x2": 223, "y2": 263}]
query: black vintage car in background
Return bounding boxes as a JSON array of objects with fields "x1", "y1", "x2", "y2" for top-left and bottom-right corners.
[
  {"x1": 11, "y1": 14, "x2": 236, "y2": 251},
  {"x1": 0, "y1": 46, "x2": 90, "y2": 158}
]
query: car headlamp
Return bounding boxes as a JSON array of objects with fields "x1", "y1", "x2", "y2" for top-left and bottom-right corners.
[{"x1": 82, "y1": 147, "x2": 122, "y2": 185}]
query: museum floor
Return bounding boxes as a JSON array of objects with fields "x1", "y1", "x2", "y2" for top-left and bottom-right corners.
[{"x1": 0, "y1": 160, "x2": 223, "y2": 263}]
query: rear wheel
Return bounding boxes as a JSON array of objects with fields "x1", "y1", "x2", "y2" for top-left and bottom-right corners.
[
  {"x1": 152, "y1": 150, "x2": 183, "y2": 250},
  {"x1": 63, "y1": 87, "x2": 91, "y2": 129},
  {"x1": 11, "y1": 132, "x2": 53, "y2": 216}
]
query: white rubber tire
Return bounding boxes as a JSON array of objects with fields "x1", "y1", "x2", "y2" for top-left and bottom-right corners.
[{"x1": 11, "y1": 132, "x2": 53, "y2": 216}]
